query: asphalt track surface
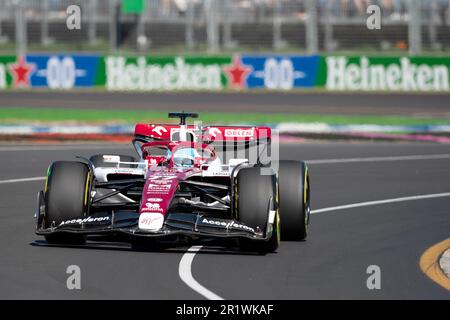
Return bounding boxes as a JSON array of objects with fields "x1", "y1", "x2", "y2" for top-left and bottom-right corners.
[
  {"x1": 1, "y1": 91, "x2": 450, "y2": 116},
  {"x1": 0, "y1": 142, "x2": 449, "y2": 299}
]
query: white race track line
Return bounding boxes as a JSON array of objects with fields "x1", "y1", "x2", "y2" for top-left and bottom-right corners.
[
  {"x1": 306, "y1": 153, "x2": 450, "y2": 164},
  {"x1": 179, "y1": 246, "x2": 224, "y2": 300},
  {"x1": 311, "y1": 192, "x2": 450, "y2": 214},
  {"x1": 0, "y1": 144, "x2": 131, "y2": 152},
  {"x1": 180, "y1": 191, "x2": 450, "y2": 300},
  {"x1": 0, "y1": 176, "x2": 45, "y2": 184}
]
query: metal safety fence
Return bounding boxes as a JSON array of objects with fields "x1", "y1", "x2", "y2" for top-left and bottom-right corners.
[{"x1": 0, "y1": 0, "x2": 449, "y2": 55}]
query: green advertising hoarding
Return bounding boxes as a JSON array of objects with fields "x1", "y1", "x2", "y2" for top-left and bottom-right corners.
[
  {"x1": 317, "y1": 56, "x2": 450, "y2": 91},
  {"x1": 100, "y1": 56, "x2": 232, "y2": 90},
  {"x1": 0, "y1": 56, "x2": 18, "y2": 89}
]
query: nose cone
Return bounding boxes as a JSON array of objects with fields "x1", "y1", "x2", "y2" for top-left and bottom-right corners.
[
  {"x1": 139, "y1": 212, "x2": 164, "y2": 231},
  {"x1": 140, "y1": 175, "x2": 179, "y2": 218}
]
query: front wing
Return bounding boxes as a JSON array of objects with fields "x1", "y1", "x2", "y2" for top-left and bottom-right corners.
[{"x1": 36, "y1": 211, "x2": 273, "y2": 242}]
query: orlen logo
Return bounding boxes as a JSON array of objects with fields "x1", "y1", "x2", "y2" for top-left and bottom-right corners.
[{"x1": 224, "y1": 129, "x2": 254, "y2": 137}]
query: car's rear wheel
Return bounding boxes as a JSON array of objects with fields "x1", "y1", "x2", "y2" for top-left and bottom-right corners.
[
  {"x1": 44, "y1": 161, "x2": 90, "y2": 245},
  {"x1": 278, "y1": 160, "x2": 310, "y2": 241},
  {"x1": 235, "y1": 166, "x2": 279, "y2": 254},
  {"x1": 89, "y1": 154, "x2": 137, "y2": 168}
]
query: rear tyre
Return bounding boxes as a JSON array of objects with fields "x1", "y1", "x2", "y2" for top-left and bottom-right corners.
[
  {"x1": 89, "y1": 154, "x2": 137, "y2": 168},
  {"x1": 44, "y1": 161, "x2": 90, "y2": 245},
  {"x1": 278, "y1": 160, "x2": 310, "y2": 241},
  {"x1": 235, "y1": 166, "x2": 279, "y2": 254}
]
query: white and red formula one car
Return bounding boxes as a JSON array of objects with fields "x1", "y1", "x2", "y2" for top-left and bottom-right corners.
[{"x1": 35, "y1": 113, "x2": 310, "y2": 253}]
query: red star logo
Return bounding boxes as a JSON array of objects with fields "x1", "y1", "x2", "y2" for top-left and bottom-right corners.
[
  {"x1": 223, "y1": 55, "x2": 252, "y2": 89},
  {"x1": 8, "y1": 56, "x2": 35, "y2": 88}
]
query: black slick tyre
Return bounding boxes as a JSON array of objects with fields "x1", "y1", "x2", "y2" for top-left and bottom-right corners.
[
  {"x1": 278, "y1": 160, "x2": 310, "y2": 241},
  {"x1": 235, "y1": 166, "x2": 279, "y2": 254},
  {"x1": 44, "y1": 161, "x2": 90, "y2": 245}
]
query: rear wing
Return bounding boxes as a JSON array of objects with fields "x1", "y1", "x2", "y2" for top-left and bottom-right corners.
[{"x1": 134, "y1": 124, "x2": 271, "y2": 143}]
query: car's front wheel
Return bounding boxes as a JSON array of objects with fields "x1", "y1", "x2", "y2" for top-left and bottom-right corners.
[
  {"x1": 234, "y1": 166, "x2": 279, "y2": 254},
  {"x1": 43, "y1": 161, "x2": 90, "y2": 245}
]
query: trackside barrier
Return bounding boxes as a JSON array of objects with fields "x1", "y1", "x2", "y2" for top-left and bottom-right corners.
[{"x1": 0, "y1": 54, "x2": 449, "y2": 92}]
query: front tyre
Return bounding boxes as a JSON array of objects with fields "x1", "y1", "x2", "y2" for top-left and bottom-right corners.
[
  {"x1": 235, "y1": 166, "x2": 279, "y2": 254},
  {"x1": 44, "y1": 161, "x2": 91, "y2": 245},
  {"x1": 278, "y1": 160, "x2": 310, "y2": 241}
]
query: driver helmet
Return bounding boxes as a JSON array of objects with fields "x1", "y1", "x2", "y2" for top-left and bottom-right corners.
[{"x1": 173, "y1": 147, "x2": 196, "y2": 168}]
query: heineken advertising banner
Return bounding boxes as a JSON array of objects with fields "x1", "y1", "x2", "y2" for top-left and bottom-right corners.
[
  {"x1": 27, "y1": 55, "x2": 101, "y2": 89},
  {"x1": 103, "y1": 56, "x2": 231, "y2": 90},
  {"x1": 0, "y1": 55, "x2": 101, "y2": 89},
  {"x1": 0, "y1": 54, "x2": 449, "y2": 91},
  {"x1": 240, "y1": 55, "x2": 320, "y2": 90},
  {"x1": 102, "y1": 55, "x2": 321, "y2": 90},
  {"x1": 318, "y1": 56, "x2": 450, "y2": 91}
]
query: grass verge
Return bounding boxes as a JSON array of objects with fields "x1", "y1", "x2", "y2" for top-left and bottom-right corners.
[{"x1": 1, "y1": 107, "x2": 450, "y2": 126}]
